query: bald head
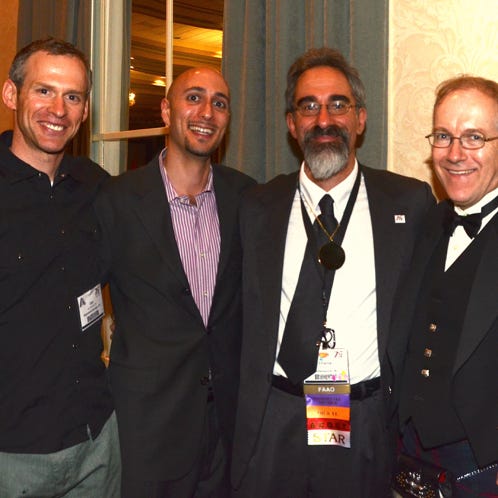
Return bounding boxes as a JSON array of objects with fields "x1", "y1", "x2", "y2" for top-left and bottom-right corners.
[
  {"x1": 167, "y1": 67, "x2": 229, "y2": 103},
  {"x1": 161, "y1": 67, "x2": 231, "y2": 161}
]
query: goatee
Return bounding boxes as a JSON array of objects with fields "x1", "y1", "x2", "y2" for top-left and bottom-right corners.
[{"x1": 303, "y1": 125, "x2": 350, "y2": 181}]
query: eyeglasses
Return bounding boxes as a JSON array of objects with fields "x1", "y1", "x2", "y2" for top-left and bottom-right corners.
[
  {"x1": 425, "y1": 132, "x2": 498, "y2": 150},
  {"x1": 295, "y1": 100, "x2": 358, "y2": 117}
]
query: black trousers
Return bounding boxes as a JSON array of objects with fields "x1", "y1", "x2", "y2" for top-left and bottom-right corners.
[
  {"x1": 123, "y1": 400, "x2": 229, "y2": 498},
  {"x1": 233, "y1": 386, "x2": 393, "y2": 498}
]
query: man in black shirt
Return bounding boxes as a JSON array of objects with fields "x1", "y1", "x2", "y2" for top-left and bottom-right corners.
[{"x1": 0, "y1": 38, "x2": 119, "y2": 496}]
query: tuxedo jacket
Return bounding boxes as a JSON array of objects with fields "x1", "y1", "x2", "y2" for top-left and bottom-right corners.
[
  {"x1": 386, "y1": 201, "x2": 498, "y2": 467},
  {"x1": 231, "y1": 165, "x2": 435, "y2": 487},
  {"x1": 95, "y1": 157, "x2": 256, "y2": 480}
]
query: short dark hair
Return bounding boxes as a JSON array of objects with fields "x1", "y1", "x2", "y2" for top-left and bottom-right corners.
[
  {"x1": 433, "y1": 75, "x2": 498, "y2": 124},
  {"x1": 9, "y1": 37, "x2": 92, "y2": 94},
  {"x1": 285, "y1": 47, "x2": 366, "y2": 114}
]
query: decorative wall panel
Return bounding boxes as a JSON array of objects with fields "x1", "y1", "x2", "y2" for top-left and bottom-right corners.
[{"x1": 388, "y1": 0, "x2": 498, "y2": 196}]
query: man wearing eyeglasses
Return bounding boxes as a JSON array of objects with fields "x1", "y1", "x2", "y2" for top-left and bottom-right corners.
[
  {"x1": 389, "y1": 76, "x2": 498, "y2": 496},
  {"x1": 231, "y1": 47, "x2": 435, "y2": 497}
]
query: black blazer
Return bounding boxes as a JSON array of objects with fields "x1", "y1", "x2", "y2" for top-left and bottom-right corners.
[
  {"x1": 96, "y1": 157, "x2": 256, "y2": 480},
  {"x1": 386, "y1": 201, "x2": 498, "y2": 467},
  {"x1": 231, "y1": 165, "x2": 435, "y2": 487}
]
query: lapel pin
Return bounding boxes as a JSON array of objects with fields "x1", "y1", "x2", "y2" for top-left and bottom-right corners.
[{"x1": 394, "y1": 214, "x2": 406, "y2": 224}]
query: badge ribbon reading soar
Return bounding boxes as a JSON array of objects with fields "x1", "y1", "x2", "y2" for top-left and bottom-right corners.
[{"x1": 303, "y1": 348, "x2": 351, "y2": 447}]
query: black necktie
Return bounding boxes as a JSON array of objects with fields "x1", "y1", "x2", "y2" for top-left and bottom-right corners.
[
  {"x1": 317, "y1": 194, "x2": 338, "y2": 241},
  {"x1": 278, "y1": 194, "x2": 338, "y2": 384},
  {"x1": 445, "y1": 195, "x2": 498, "y2": 238}
]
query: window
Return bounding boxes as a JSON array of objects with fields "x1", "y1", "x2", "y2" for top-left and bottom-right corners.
[{"x1": 90, "y1": 0, "x2": 223, "y2": 175}]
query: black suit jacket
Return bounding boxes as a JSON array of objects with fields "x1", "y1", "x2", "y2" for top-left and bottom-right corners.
[
  {"x1": 95, "y1": 157, "x2": 256, "y2": 480},
  {"x1": 386, "y1": 201, "x2": 498, "y2": 467},
  {"x1": 231, "y1": 165, "x2": 435, "y2": 487}
]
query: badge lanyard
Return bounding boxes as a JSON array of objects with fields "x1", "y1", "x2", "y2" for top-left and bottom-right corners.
[
  {"x1": 298, "y1": 166, "x2": 362, "y2": 448},
  {"x1": 298, "y1": 165, "x2": 362, "y2": 323}
]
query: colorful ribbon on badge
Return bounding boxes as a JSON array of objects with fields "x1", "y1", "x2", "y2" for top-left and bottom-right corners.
[{"x1": 304, "y1": 384, "x2": 351, "y2": 447}]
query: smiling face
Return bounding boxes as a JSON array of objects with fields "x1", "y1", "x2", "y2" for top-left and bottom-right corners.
[
  {"x1": 2, "y1": 51, "x2": 89, "y2": 171},
  {"x1": 432, "y1": 88, "x2": 498, "y2": 208},
  {"x1": 286, "y1": 66, "x2": 366, "y2": 188},
  {"x1": 161, "y1": 68, "x2": 230, "y2": 162}
]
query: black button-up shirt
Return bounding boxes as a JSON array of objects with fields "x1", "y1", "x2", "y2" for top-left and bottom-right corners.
[{"x1": 0, "y1": 142, "x2": 113, "y2": 453}]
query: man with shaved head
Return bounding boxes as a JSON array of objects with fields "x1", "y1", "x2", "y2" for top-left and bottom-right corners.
[{"x1": 96, "y1": 67, "x2": 255, "y2": 497}]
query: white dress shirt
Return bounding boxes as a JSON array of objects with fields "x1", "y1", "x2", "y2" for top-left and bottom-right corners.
[
  {"x1": 274, "y1": 161, "x2": 380, "y2": 384},
  {"x1": 445, "y1": 187, "x2": 498, "y2": 271}
]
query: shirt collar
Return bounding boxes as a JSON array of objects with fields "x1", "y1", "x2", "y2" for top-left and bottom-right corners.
[
  {"x1": 298, "y1": 159, "x2": 359, "y2": 219},
  {"x1": 454, "y1": 186, "x2": 498, "y2": 217},
  {"x1": 0, "y1": 141, "x2": 83, "y2": 185}
]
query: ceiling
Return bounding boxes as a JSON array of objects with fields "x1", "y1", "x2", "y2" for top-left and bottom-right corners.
[{"x1": 129, "y1": 0, "x2": 224, "y2": 129}]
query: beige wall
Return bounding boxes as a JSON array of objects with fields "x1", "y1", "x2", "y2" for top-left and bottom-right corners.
[
  {"x1": 0, "y1": 0, "x2": 18, "y2": 132},
  {"x1": 388, "y1": 0, "x2": 498, "y2": 196},
  {"x1": 2, "y1": 1, "x2": 497, "y2": 179}
]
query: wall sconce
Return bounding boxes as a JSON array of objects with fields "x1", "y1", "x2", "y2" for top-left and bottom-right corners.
[{"x1": 129, "y1": 91, "x2": 136, "y2": 107}]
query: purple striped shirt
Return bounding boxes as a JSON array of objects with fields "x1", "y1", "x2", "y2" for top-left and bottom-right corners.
[{"x1": 159, "y1": 151, "x2": 221, "y2": 327}]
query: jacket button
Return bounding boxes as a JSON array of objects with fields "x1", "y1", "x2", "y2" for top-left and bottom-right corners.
[
  {"x1": 200, "y1": 376, "x2": 210, "y2": 385},
  {"x1": 183, "y1": 287, "x2": 191, "y2": 295},
  {"x1": 421, "y1": 369, "x2": 430, "y2": 377},
  {"x1": 424, "y1": 348, "x2": 432, "y2": 358},
  {"x1": 428, "y1": 323, "x2": 437, "y2": 332}
]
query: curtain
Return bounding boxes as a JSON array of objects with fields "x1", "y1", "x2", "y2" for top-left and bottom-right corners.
[
  {"x1": 16, "y1": 0, "x2": 132, "y2": 169},
  {"x1": 17, "y1": 0, "x2": 90, "y2": 49},
  {"x1": 90, "y1": 1, "x2": 132, "y2": 175},
  {"x1": 222, "y1": 0, "x2": 388, "y2": 182},
  {"x1": 17, "y1": 0, "x2": 92, "y2": 156}
]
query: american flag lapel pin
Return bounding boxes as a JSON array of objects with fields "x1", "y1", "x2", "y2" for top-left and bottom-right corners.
[{"x1": 394, "y1": 214, "x2": 406, "y2": 223}]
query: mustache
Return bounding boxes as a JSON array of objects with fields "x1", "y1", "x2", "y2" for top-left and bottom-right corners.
[{"x1": 304, "y1": 125, "x2": 349, "y2": 145}]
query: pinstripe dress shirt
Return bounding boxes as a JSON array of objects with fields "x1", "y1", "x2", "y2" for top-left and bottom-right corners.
[{"x1": 159, "y1": 152, "x2": 221, "y2": 327}]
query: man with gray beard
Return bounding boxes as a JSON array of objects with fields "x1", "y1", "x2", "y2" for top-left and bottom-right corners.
[
  {"x1": 231, "y1": 47, "x2": 435, "y2": 497},
  {"x1": 303, "y1": 124, "x2": 350, "y2": 179}
]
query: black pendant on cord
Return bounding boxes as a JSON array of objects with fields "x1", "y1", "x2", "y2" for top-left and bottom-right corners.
[{"x1": 318, "y1": 240, "x2": 345, "y2": 270}]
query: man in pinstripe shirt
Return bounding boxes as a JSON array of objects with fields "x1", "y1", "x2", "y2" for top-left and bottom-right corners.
[{"x1": 96, "y1": 67, "x2": 255, "y2": 498}]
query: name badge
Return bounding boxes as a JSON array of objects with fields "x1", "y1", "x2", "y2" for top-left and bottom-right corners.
[
  {"x1": 304, "y1": 345, "x2": 351, "y2": 448},
  {"x1": 77, "y1": 284, "x2": 104, "y2": 331}
]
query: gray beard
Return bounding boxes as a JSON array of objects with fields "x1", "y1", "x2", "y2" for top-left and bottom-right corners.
[{"x1": 304, "y1": 141, "x2": 349, "y2": 181}]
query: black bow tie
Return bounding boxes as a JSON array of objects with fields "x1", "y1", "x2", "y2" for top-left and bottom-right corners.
[
  {"x1": 444, "y1": 195, "x2": 498, "y2": 238},
  {"x1": 445, "y1": 212, "x2": 482, "y2": 238}
]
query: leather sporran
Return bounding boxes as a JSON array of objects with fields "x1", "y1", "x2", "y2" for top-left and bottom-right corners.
[{"x1": 393, "y1": 453, "x2": 455, "y2": 498}]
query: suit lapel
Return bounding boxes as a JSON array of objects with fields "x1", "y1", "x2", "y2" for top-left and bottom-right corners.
[
  {"x1": 254, "y1": 174, "x2": 298, "y2": 358},
  {"x1": 454, "y1": 215, "x2": 498, "y2": 373},
  {"x1": 212, "y1": 167, "x2": 238, "y2": 286},
  {"x1": 364, "y1": 169, "x2": 406, "y2": 360},
  {"x1": 131, "y1": 161, "x2": 190, "y2": 290},
  {"x1": 363, "y1": 168, "x2": 439, "y2": 361},
  {"x1": 386, "y1": 202, "x2": 445, "y2": 386}
]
